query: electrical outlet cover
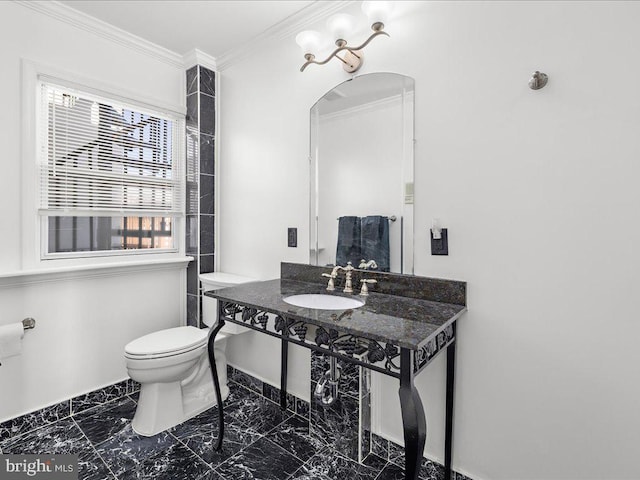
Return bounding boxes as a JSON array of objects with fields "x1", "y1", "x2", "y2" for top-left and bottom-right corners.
[{"x1": 430, "y1": 228, "x2": 448, "y2": 255}]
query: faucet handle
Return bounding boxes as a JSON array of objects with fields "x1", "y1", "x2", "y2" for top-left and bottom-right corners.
[
  {"x1": 322, "y1": 273, "x2": 336, "y2": 291},
  {"x1": 359, "y1": 279, "x2": 377, "y2": 296}
]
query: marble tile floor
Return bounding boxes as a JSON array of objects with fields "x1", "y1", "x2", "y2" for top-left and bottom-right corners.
[{"x1": 0, "y1": 382, "x2": 447, "y2": 480}]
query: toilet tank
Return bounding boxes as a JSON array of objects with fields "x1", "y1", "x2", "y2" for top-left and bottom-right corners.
[{"x1": 199, "y1": 272, "x2": 257, "y2": 334}]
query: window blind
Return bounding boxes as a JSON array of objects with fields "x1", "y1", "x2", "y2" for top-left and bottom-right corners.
[{"x1": 39, "y1": 81, "x2": 184, "y2": 217}]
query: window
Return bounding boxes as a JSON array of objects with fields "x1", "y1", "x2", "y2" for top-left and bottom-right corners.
[{"x1": 38, "y1": 80, "x2": 184, "y2": 258}]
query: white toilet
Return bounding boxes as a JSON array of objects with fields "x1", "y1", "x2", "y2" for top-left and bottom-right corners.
[{"x1": 124, "y1": 272, "x2": 255, "y2": 436}]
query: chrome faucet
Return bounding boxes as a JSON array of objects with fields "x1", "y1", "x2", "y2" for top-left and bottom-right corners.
[
  {"x1": 321, "y1": 262, "x2": 355, "y2": 293},
  {"x1": 343, "y1": 262, "x2": 355, "y2": 293}
]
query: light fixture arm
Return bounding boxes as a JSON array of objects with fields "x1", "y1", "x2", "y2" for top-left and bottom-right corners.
[{"x1": 300, "y1": 29, "x2": 389, "y2": 72}]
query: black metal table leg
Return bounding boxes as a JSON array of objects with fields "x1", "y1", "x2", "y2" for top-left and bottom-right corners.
[
  {"x1": 280, "y1": 337, "x2": 289, "y2": 411},
  {"x1": 444, "y1": 325, "x2": 456, "y2": 480},
  {"x1": 207, "y1": 305, "x2": 226, "y2": 451},
  {"x1": 399, "y1": 348, "x2": 427, "y2": 480}
]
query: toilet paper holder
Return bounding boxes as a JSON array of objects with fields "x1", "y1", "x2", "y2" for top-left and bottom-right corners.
[
  {"x1": 22, "y1": 318, "x2": 36, "y2": 330},
  {"x1": 0, "y1": 318, "x2": 35, "y2": 366}
]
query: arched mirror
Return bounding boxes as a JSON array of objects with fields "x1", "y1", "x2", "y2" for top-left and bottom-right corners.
[{"x1": 309, "y1": 72, "x2": 415, "y2": 274}]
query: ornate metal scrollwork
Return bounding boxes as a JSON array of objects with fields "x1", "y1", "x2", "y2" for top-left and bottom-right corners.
[
  {"x1": 414, "y1": 323, "x2": 455, "y2": 373},
  {"x1": 314, "y1": 326, "x2": 400, "y2": 373},
  {"x1": 274, "y1": 315, "x2": 295, "y2": 335},
  {"x1": 221, "y1": 302, "x2": 239, "y2": 317},
  {"x1": 256, "y1": 313, "x2": 269, "y2": 329},
  {"x1": 218, "y1": 301, "x2": 402, "y2": 376},
  {"x1": 242, "y1": 307, "x2": 258, "y2": 323},
  {"x1": 293, "y1": 324, "x2": 307, "y2": 341}
]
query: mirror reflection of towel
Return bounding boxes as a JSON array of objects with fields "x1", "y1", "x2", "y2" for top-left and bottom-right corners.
[
  {"x1": 361, "y1": 216, "x2": 390, "y2": 272},
  {"x1": 336, "y1": 216, "x2": 361, "y2": 267}
]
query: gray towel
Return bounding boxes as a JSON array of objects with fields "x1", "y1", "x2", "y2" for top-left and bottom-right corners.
[
  {"x1": 360, "y1": 216, "x2": 390, "y2": 272},
  {"x1": 336, "y1": 216, "x2": 361, "y2": 267}
]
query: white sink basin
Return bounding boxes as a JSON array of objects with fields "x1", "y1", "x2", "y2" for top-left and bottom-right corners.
[{"x1": 283, "y1": 294, "x2": 364, "y2": 310}]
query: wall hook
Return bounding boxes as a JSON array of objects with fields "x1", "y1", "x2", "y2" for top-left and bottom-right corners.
[{"x1": 529, "y1": 71, "x2": 548, "y2": 90}]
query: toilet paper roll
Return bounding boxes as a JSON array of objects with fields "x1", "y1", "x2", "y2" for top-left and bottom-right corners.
[{"x1": 0, "y1": 323, "x2": 25, "y2": 361}]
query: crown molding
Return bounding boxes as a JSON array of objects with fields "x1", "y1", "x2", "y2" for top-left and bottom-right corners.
[
  {"x1": 15, "y1": 0, "x2": 357, "y2": 73},
  {"x1": 15, "y1": 0, "x2": 184, "y2": 69},
  {"x1": 216, "y1": 0, "x2": 355, "y2": 71},
  {"x1": 183, "y1": 49, "x2": 218, "y2": 72}
]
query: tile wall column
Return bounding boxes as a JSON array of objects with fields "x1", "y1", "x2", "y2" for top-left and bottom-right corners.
[{"x1": 185, "y1": 65, "x2": 216, "y2": 327}]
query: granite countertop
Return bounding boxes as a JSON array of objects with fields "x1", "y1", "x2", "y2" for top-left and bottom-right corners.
[{"x1": 205, "y1": 278, "x2": 467, "y2": 350}]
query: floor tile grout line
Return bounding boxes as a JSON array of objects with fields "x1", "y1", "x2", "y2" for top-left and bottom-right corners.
[
  {"x1": 229, "y1": 376, "x2": 300, "y2": 414},
  {"x1": 303, "y1": 443, "x2": 387, "y2": 478},
  {"x1": 211, "y1": 420, "x2": 294, "y2": 474},
  {"x1": 235, "y1": 434, "x2": 305, "y2": 479},
  {"x1": 198, "y1": 385, "x2": 299, "y2": 472},
  {"x1": 72, "y1": 393, "x2": 136, "y2": 418},
  {"x1": 2, "y1": 391, "x2": 137, "y2": 446},
  {"x1": 262, "y1": 419, "x2": 315, "y2": 467},
  {"x1": 0, "y1": 403, "x2": 73, "y2": 447},
  {"x1": 225, "y1": 384, "x2": 296, "y2": 436},
  {"x1": 71, "y1": 416, "x2": 120, "y2": 480},
  {"x1": 371, "y1": 459, "x2": 396, "y2": 480},
  {"x1": 169, "y1": 431, "x2": 215, "y2": 474}
]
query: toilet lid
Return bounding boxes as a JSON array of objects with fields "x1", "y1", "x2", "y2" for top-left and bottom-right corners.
[{"x1": 124, "y1": 326, "x2": 208, "y2": 357}]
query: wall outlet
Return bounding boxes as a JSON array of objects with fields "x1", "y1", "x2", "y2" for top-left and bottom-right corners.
[
  {"x1": 430, "y1": 228, "x2": 448, "y2": 255},
  {"x1": 288, "y1": 228, "x2": 297, "y2": 248}
]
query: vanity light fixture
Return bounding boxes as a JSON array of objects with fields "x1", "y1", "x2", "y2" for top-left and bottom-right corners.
[{"x1": 296, "y1": 1, "x2": 393, "y2": 73}]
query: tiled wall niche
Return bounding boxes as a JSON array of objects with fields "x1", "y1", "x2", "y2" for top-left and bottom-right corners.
[{"x1": 185, "y1": 65, "x2": 216, "y2": 327}]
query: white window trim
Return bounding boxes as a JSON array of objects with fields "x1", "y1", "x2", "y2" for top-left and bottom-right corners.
[
  {"x1": 21, "y1": 59, "x2": 188, "y2": 271},
  {"x1": 0, "y1": 256, "x2": 193, "y2": 289}
]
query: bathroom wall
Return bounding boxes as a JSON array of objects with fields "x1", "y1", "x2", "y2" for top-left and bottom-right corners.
[
  {"x1": 0, "y1": 2, "x2": 186, "y2": 421},
  {"x1": 218, "y1": 2, "x2": 640, "y2": 479}
]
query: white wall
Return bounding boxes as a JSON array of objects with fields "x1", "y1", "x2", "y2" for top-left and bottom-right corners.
[
  {"x1": 0, "y1": 2, "x2": 186, "y2": 421},
  {"x1": 218, "y1": 2, "x2": 640, "y2": 479},
  {"x1": 0, "y1": 267, "x2": 183, "y2": 422}
]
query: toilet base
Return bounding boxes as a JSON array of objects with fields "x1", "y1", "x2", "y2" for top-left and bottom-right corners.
[
  {"x1": 132, "y1": 381, "x2": 184, "y2": 436},
  {"x1": 131, "y1": 381, "x2": 229, "y2": 437},
  {"x1": 131, "y1": 352, "x2": 229, "y2": 437}
]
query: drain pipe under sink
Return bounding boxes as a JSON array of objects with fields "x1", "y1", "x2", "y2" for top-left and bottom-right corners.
[{"x1": 314, "y1": 356, "x2": 341, "y2": 407}]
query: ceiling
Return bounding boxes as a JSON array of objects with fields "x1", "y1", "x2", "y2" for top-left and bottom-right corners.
[{"x1": 58, "y1": 0, "x2": 317, "y2": 59}]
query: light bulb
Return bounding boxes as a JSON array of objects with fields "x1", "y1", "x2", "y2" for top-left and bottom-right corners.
[
  {"x1": 361, "y1": 1, "x2": 394, "y2": 30},
  {"x1": 327, "y1": 13, "x2": 357, "y2": 44},
  {"x1": 295, "y1": 30, "x2": 323, "y2": 57}
]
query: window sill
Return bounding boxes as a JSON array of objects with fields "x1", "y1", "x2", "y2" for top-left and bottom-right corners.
[{"x1": 0, "y1": 256, "x2": 194, "y2": 288}]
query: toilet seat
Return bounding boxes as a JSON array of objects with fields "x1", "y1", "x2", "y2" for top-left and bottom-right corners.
[{"x1": 125, "y1": 326, "x2": 213, "y2": 359}]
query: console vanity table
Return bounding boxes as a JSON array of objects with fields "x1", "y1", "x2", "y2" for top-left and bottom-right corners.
[{"x1": 204, "y1": 263, "x2": 467, "y2": 480}]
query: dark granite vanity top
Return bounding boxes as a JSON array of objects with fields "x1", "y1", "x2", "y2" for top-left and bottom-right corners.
[{"x1": 204, "y1": 263, "x2": 467, "y2": 350}]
